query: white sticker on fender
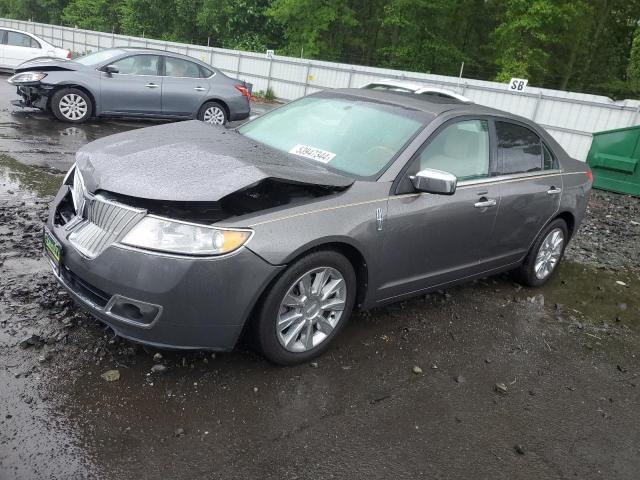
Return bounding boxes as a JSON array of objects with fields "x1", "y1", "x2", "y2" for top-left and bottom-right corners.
[{"x1": 289, "y1": 144, "x2": 336, "y2": 163}]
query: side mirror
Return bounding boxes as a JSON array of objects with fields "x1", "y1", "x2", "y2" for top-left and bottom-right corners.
[
  {"x1": 410, "y1": 168, "x2": 457, "y2": 195},
  {"x1": 104, "y1": 64, "x2": 119, "y2": 74}
]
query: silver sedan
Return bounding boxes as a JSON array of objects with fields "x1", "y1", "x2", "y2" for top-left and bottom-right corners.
[{"x1": 8, "y1": 47, "x2": 251, "y2": 124}]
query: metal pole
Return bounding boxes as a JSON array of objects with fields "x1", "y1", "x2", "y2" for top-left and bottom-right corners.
[
  {"x1": 457, "y1": 62, "x2": 464, "y2": 92},
  {"x1": 236, "y1": 53, "x2": 242, "y2": 77},
  {"x1": 210, "y1": 49, "x2": 214, "y2": 66},
  {"x1": 531, "y1": 91, "x2": 543, "y2": 121},
  {"x1": 303, "y1": 62, "x2": 311, "y2": 95},
  {"x1": 347, "y1": 68, "x2": 354, "y2": 87},
  {"x1": 631, "y1": 105, "x2": 640, "y2": 126},
  {"x1": 111, "y1": 26, "x2": 115, "y2": 47},
  {"x1": 266, "y1": 57, "x2": 274, "y2": 91}
]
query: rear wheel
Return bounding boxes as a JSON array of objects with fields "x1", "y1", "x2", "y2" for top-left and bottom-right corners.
[
  {"x1": 254, "y1": 251, "x2": 356, "y2": 365},
  {"x1": 513, "y1": 219, "x2": 568, "y2": 287},
  {"x1": 198, "y1": 101, "x2": 227, "y2": 125},
  {"x1": 51, "y1": 88, "x2": 92, "y2": 123}
]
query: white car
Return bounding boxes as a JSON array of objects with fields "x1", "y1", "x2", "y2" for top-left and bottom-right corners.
[
  {"x1": 361, "y1": 80, "x2": 472, "y2": 102},
  {"x1": 0, "y1": 28, "x2": 71, "y2": 71}
]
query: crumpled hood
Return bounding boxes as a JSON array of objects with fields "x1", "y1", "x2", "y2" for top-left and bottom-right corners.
[
  {"x1": 76, "y1": 120, "x2": 354, "y2": 201},
  {"x1": 15, "y1": 58, "x2": 78, "y2": 73}
]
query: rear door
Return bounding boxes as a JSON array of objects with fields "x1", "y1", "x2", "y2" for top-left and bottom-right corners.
[
  {"x1": 485, "y1": 120, "x2": 562, "y2": 268},
  {"x1": 100, "y1": 54, "x2": 163, "y2": 115},
  {"x1": 161, "y1": 56, "x2": 211, "y2": 116},
  {"x1": 378, "y1": 118, "x2": 501, "y2": 300},
  {"x1": 3, "y1": 31, "x2": 43, "y2": 67}
]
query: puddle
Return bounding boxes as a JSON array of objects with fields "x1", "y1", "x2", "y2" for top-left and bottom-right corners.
[
  {"x1": 0, "y1": 154, "x2": 62, "y2": 198},
  {"x1": 540, "y1": 261, "x2": 639, "y2": 328}
]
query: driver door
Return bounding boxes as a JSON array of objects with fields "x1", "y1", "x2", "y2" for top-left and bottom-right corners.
[
  {"x1": 377, "y1": 118, "x2": 501, "y2": 301},
  {"x1": 100, "y1": 54, "x2": 163, "y2": 115}
]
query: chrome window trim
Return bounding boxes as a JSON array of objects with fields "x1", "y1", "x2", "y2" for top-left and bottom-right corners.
[{"x1": 457, "y1": 169, "x2": 563, "y2": 188}]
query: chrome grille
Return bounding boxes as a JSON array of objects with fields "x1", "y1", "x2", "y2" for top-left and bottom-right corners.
[{"x1": 68, "y1": 196, "x2": 146, "y2": 258}]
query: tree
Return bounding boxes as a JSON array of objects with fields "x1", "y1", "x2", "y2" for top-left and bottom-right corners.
[
  {"x1": 267, "y1": 0, "x2": 356, "y2": 59},
  {"x1": 62, "y1": 0, "x2": 122, "y2": 31},
  {"x1": 629, "y1": 24, "x2": 640, "y2": 82},
  {"x1": 492, "y1": 0, "x2": 579, "y2": 84}
]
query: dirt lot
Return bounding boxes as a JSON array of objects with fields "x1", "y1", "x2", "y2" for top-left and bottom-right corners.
[{"x1": 1, "y1": 75, "x2": 639, "y2": 480}]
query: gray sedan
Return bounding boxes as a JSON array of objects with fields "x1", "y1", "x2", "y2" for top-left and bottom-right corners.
[
  {"x1": 44, "y1": 89, "x2": 591, "y2": 364},
  {"x1": 7, "y1": 48, "x2": 251, "y2": 124}
]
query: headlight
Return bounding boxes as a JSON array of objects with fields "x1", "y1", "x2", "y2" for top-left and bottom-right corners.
[
  {"x1": 63, "y1": 164, "x2": 85, "y2": 214},
  {"x1": 8, "y1": 71, "x2": 47, "y2": 84},
  {"x1": 120, "y1": 216, "x2": 252, "y2": 256}
]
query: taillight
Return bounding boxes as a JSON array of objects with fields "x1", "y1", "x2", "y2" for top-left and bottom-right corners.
[
  {"x1": 234, "y1": 84, "x2": 250, "y2": 97},
  {"x1": 66, "y1": 51, "x2": 72, "y2": 59},
  {"x1": 586, "y1": 169, "x2": 593, "y2": 182}
]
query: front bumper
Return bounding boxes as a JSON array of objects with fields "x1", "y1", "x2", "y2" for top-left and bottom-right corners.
[
  {"x1": 13, "y1": 83, "x2": 53, "y2": 109},
  {"x1": 46, "y1": 187, "x2": 282, "y2": 350}
]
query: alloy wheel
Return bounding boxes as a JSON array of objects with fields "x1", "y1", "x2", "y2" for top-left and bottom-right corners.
[
  {"x1": 59, "y1": 94, "x2": 88, "y2": 121},
  {"x1": 276, "y1": 267, "x2": 347, "y2": 353},
  {"x1": 534, "y1": 228, "x2": 564, "y2": 280},
  {"x1": 203, "y1": 106, "x2": 225, "y2": 125}
]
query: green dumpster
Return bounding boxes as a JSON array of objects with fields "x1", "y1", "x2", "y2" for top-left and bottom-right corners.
[{"x1": 587, "y1": 125, "x2": 640, "y2": 197}]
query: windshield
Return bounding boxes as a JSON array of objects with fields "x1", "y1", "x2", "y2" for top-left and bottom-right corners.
[
  {"x1": 238, "y1": 96, "x2": 424, "y2": 178},
  {"x1": 74, "y1": 49, "x2": 126, "y2": 66}
]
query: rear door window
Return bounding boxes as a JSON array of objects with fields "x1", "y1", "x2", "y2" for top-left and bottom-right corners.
[
  {"x1": 7, "y1": 31, "x2": 40, "y2": 49},
  {"x1": 164, "y1": 57, "x2": 201, "y2": 78},
  {"x1": 495, "y1": 121, "x2": 543, "y2": 174}
]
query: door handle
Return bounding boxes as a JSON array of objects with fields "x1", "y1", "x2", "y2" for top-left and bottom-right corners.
[
  {"x1": 145, "y1": 83, "x2": 160, "y2": 89},
  {"x1": 474, "y1": 198, "x2": 497, "y2": 209},
  {"x1": 194, "y1": 86, "x2": 206, "y2": 92},
  {"x1": 547, "y1": 187, "x2": 562, "y2": 195}
]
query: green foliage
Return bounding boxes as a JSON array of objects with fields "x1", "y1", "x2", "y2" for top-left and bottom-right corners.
[
  {"x1": 628, "y1": 25, "x2": 640, "y2": 83},
  {"x1": 62, "y1": 0, "x2": 121, "y2": 31},
  {"x1": 2, "y1": 0, "x2": 640, "y2": 99},
  {"x1": 254, "y1": 86, "x2": 276, "y2": 101}
]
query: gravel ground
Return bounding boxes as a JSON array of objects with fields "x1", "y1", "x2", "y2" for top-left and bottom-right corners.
[{"x1": 565, "y1": 189, "x2": 640, "y2": 271}]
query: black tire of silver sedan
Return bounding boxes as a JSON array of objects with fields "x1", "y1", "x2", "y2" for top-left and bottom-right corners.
[
  {"x1": 51, "y1": 88, "x2": 92, "y2": 123},
  {"x1": 513, "y1": 219, "x2": 568, "y2": 287},
  {"x1": 254, "y1": 251, "x2": 356, "y2": 365},
  {"x1": 197, "y1": 101, "x2": 227, "y2": 125}
]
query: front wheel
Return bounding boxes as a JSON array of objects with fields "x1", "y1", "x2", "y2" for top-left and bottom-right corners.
[
  {"x1": 51, "y1": 88, "x2": 92, "y2": 123},
  {"x1": 198, "y1": 101, "x2": 227, "y2": 125},
  {"x1": 513, "y1": 219, "x2": 568, "y2": 287},
  {"x1": 254, "y1": 251, "x2": 356, "y2": 365}
]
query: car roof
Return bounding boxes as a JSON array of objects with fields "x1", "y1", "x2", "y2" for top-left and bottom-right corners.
[
  {"x1": 112, "y1": 47, "x2": 215, "y2": 67},
  {"x1": 330, "y1": 88, "x2": 507, "y2": 118}
]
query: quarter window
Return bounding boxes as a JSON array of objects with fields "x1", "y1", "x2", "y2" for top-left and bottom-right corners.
[
  {"x1": 543, "y1": 144, "x2": 558, "y2": 170},
  {"x1": 112, "y1": 55, "x2": 160, "y2": 76},
  {"x1": 410, "y1": 119, "x2": 490, "y2": 181},
  {"x1": 165, "y1": 57, "x2": 201, "y2": 78},
  {"x1": 496, "y1": 121, "x2": 542, "y2": 174},
  {"x1": 7, "y1": 31, "x2": 40, "y2": 48}
]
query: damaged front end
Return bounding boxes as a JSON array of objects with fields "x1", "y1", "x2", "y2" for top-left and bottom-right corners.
[{"x1": 8, "y1": 71, "x2": 54, "y2": 110}]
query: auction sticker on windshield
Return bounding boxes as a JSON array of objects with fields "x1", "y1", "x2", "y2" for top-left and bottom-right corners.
[{"x1": 289, "y1": 144, "x2": 336, "y2": 163}]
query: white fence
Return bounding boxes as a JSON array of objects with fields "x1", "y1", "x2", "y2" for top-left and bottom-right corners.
[{"x1": 3, "y1": 18, "x2": 640, "y2": 161}]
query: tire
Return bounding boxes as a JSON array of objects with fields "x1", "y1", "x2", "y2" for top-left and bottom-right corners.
[
  {"x1": 51, "y1": 88, "x2": 92, "y2": 123},
  {"x1": 512, "y1": 219, "x2": 569, "y2": 287},
  {"x1": 197, "y1": 101, "x2": 227, "y2": 125},
  {"x1": 254, "y1": 250, "x2": 357, "y2": 365}
]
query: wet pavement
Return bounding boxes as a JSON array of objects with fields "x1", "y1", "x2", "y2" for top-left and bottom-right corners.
[{"x1": 1, "y1": 74, "x2": 640, "y2": 479}]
